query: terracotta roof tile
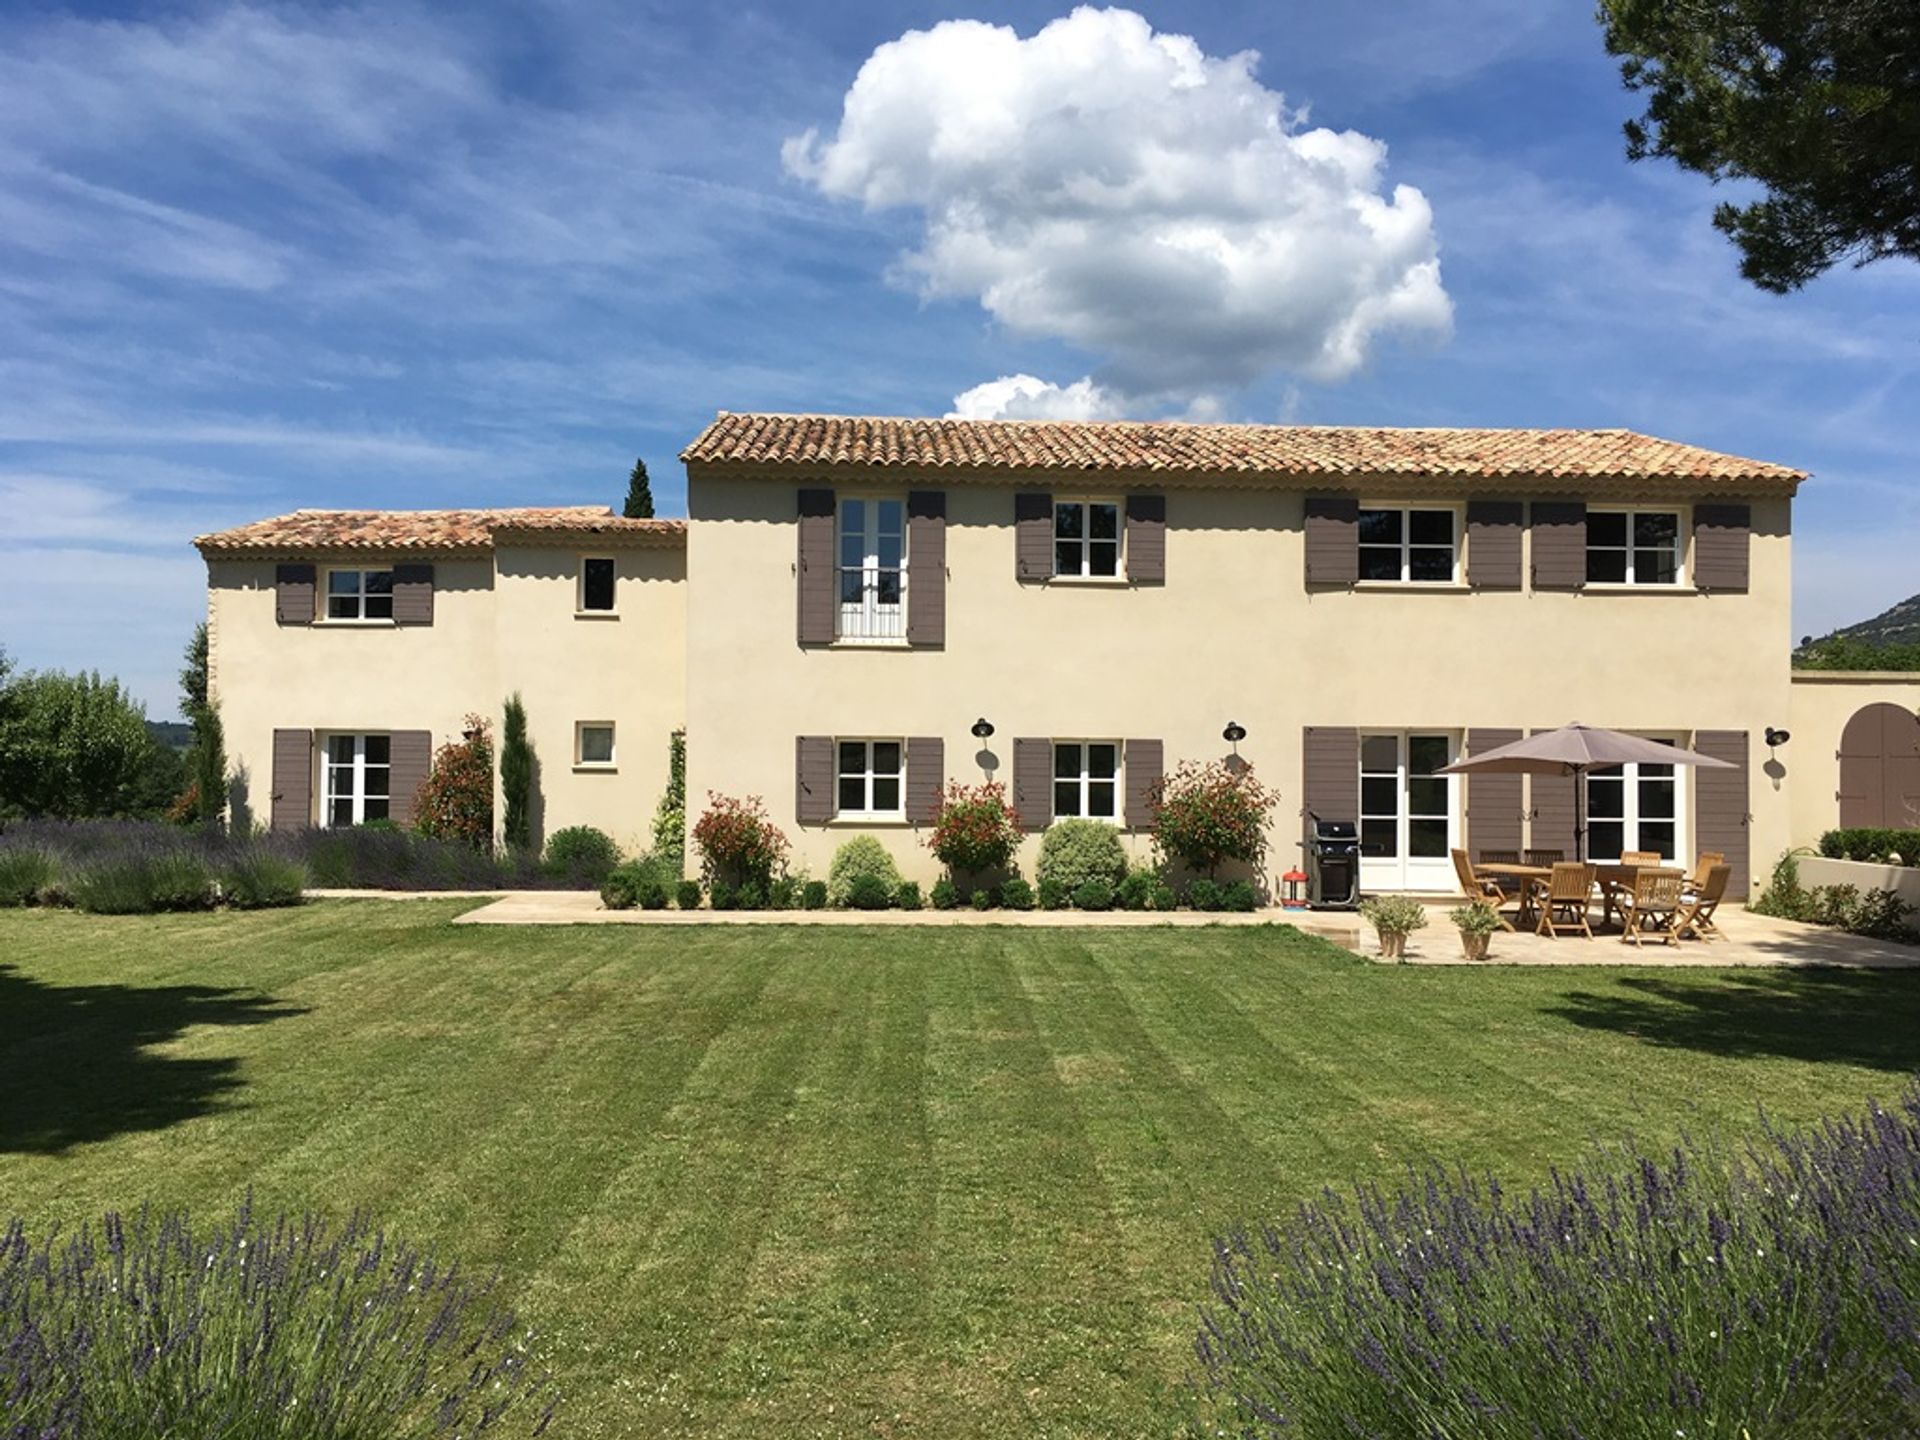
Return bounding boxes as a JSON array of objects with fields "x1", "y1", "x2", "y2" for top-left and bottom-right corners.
[
  {"x1": 195, "y1": 508, "x2": 685, "y2": 556},
  {"x1": 681, "y1": 413, "x2": 1804, "y2": 489}
]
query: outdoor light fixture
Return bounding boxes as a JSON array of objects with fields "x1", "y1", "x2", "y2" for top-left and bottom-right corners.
[
  {"x1": 971, "y1": 717, "x2": 995, "y2": 740},
  {"x1": 1765, "y1": 727, "x2": 1791, "y2": 749},
  {"x1": 1223, "y1": 721, "x2": 1247, "y2": 744}
]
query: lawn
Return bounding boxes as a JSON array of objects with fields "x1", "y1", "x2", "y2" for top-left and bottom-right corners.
[{"x1": 5, "y1": 903, "x2": 1920, "y2": 1438}]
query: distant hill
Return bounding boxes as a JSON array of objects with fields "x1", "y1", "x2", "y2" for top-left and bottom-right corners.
[
  {"x1": 1796, "y1": 592, "x2": 1920, "y2": 669},
  {"x1": 147, "y1": 719, "x2": 193, "y2": 751}
]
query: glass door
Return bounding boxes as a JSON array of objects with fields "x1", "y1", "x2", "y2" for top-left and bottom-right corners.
[{"x1": 1359, "y1": 732, "x2": 1458, "y2": 891}]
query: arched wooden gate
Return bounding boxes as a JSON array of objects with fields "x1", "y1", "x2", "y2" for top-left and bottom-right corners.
[{"x1": 1838, "y1": 703, "x2": 1920, "y2": 828}]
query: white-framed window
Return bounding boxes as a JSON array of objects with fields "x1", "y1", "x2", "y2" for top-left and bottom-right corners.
[
  {"x1": 1587, "y1": 510, "x2": 1683, "y2": 586},
  {"x1": 836, "y1": 738, "x2": 903, "y2": 818},
  {"x1": 1358, "y1": 506, "x2": 1459, "y2": 583},
  {"x1": 1054, "y1": 500, "x2": 1121, "y2": 578},
  {"x1": 579, "y1": 556, "x2": 616, "y2": 613},
  {"x1": 1053, "y1": 740, "x2": 1120, "y2": 820},
  {"x1": 1585, "y1": 738, "x2": 1682, "y2": 862},
  {"x1": 837, "y1": 497, "x2": 906, "y2": 641},
  {"x1": 322, "y1": 733, "x2": 390, "y2": 826},
  {"x1": 575, "y1": 722, "x2": 616, "y2": 769},
  {"x1": 325, "y1": 568, "x2": 394, "y2": 621}
]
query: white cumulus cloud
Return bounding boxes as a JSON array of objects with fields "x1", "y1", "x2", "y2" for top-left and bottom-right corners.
[
  {"x1": 947, "y1": 373, "x2": 1122, "y2": 421},
  {"x1": 785, "y1": 6, "x2": 1452, "y2": 410}
]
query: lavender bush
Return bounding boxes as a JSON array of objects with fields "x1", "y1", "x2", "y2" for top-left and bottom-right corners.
[
  {"x1": 0, "y1": 1198, "x2": 555, "y2": 1438},
  {"x1": 1197, "y1": 1083, "x2": 1920, "y2": 1438}
]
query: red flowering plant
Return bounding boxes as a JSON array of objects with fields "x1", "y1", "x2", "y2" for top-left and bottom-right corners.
[
  {"x1": 691, "y1": 792, "x2": 790, "y2": 886},
  {"x1": 1150, "y1": 759, "x2": 1279, "y2": 877},
  {"x1": 413, "y1": 715, "x2": 495, "y2": 850},
  {"x1": 925, "y1": 781, "x2": 1023, "y2": 875}
]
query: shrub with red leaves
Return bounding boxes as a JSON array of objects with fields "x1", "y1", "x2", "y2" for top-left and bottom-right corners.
[
  {"x1": 691, "y1": 792, "x2": 789, "y2": 886},
  {"x1": 925, "y1": 781, "x2": 1023, "y2": 874},
  {"x1": 413, "y1": 715, "x2": 494, "y2": 850},
  {"x1": 1150, "y1": 759, "x2": 1278, "y2": 876}
]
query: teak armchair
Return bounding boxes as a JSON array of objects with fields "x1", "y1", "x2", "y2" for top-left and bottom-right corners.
[
  {"x1": 1536, "y1": 862, "x2": 1597, "y2": 938},
  {"x1": 1452, "y1": 848, "x2": 1518, "y2": 931},
  {"x1": 1673, "y1": 863, "x2": 1731, "y2": 941},
  {"x1": 1619, "y1": 870, "x2": 1687, "y2": 946}
]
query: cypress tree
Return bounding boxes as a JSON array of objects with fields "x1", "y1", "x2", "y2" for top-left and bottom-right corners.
[
  {"x1": 622, "y1": 458, "x2": 655, "y2": 519},
  {"x1": 501, "y1": 693, "x2": 534, "y2": 852}
]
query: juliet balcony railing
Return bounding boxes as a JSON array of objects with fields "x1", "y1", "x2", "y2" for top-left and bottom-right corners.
[{"x1": 837, "y1": 563, "x2": 907, "y2": 642}]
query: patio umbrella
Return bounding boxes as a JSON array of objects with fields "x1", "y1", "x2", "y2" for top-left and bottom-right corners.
[{"x1": 1437, "y1": 723, "x2": 1734, "y2": 862}]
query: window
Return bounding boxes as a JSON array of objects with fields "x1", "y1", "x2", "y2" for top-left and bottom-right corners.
[
  {"x1": 1585, "y1": 740, "x2": 1681, "y2": 861},
  {"x1": 1358, "y1": 507, "x2": 1457, "y2": 583},
  {"x1": 1054, "y1": 501, "x2": 1121, "y2": 578},
  {"x1": 1053, "y1": 741, "x2": 1119, "y2": 820},
  {"x1": 325, "y1": 568, "x2": 394, "y2": 621},
  {"x1": 838, "y1": 497, "x2": 906, "y2": 641},
  {"x1": 575, "y1": 723, "x2": 616, "y2": 768},
  {"x1": 1587, "y1": 510, "x2": 1681, "y2": 586},
  {"x1": 323, "y1": 734, "x2": 390, "y2": 826},
  {"x1": 836, "y1": 739, "x2": 903, "y2": 818},
  {"x1": 580, "y1": 557, "x2": 616, "y2": 612},
  {"x1": 1359, "y1": 733, "x2": 1454, "y2": 865}
]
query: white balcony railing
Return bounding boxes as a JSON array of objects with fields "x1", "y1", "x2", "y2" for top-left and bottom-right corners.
[{"x1": 838, "y1": 564, "x2": 907, "y2": 642}]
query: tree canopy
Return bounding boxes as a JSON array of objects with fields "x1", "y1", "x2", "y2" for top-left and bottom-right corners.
[
  {"x1": 623, "y1": 458, "x2": 655, "y2": 519},
  {"x1": 0, "y1": 666, "x2": 157, "y2": 819},
  {"x1": 1601, "y1": 0, "x2": 1920, "y2": 291}
]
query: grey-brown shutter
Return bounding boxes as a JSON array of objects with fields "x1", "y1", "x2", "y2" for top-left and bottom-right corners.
[
  {"x1": 1466, "y1": 501, "x2": 1523, "y2": 590},
  {"x1": 270, "y1": 728, "x2": 313, "y2": 831},
  {"x1": 275, "y1": 564, "x2": 315, "y2": 626},
  {"x1": 388, "y1": 730, "x2": 433, "y2": 826},
  {"x1": 1528, "y1": 728, "x2": 1578, "y2": 856},
  {"x1": 1124, "y1": 738, "x2": 1163, "y2": 829},
  {"x1": 1125, "y1": 495, "x2": 1166, "y2": 584},
  {"x1": 906, "y1": 735, "x2": 944, "y2": 825},
  {"x1": 907, "y1": 491, "x2": 946, "y2": 646},
  {"x1": 1692, "y1": 504, "x2": 1751, "y2": 593},
  {"x1": 1013, "y1": 737, "x2": 1052, "y2": 830},
  {"x1": 392, "y1": 564, "x2": 434, "y2": 626},
  {"x1": 1530, "y1": 501, "x2": 1586, "y2": 591},
  {"x1": 1302, "y1": 727, "x2": 1359, "y2": 826},
  {"x1": 796, "y1": 489, "x2": 836, "y2": 646},
  {"x1": 796, "y1": 735, "x2": 834, "y2": 823},
  {"x1": 1304, "y1": 497, "x2": 1358, "y2": 586},
  {"x1": 1015, "y1": 493, "x2": 1053, "y2": 582},
  {"x1": 1465, "y1": 728, "x2": 1523, "y2": 855},
  {"x1": 1693, "y1": 730, "x2": 1750, "y2": 893}
]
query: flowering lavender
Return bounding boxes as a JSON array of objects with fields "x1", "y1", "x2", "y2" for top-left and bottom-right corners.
[
  {"x1": 1196, "y1": 1083, "x2": 1920, "y2": 1438},
  {"x1": 0, "y1": 1197, "x2": 555, "y2": 1438}
]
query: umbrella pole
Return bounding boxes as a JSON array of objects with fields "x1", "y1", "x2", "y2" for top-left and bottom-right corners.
[{"x1": 1574, "y1": 763, "x2": 1587, "y2": 863}]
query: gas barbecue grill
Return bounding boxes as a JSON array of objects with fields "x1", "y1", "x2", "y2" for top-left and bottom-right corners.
[{"x1": 1306, "y1": 814, "x2": 1360, "y2": 910}]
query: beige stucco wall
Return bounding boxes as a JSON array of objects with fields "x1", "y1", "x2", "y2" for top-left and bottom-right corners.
[
  {"x1": 684, "y1": 475, "x2": 1797, "y2": 894},
  {"x1": 1786, "y1": 672, "x2": 1920, "y2": 846},
  {"x1": 208, "y1": 544, "x2": 684, "y2": 852}
]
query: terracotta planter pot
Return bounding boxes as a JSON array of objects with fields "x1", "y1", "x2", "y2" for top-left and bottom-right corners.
[
  {"x1": 1378, "y1": 930, "x2": 1408, "y2": 961},
  {"x1": 1459, "y1": 931, "x2": 1492, "y2": 962}
]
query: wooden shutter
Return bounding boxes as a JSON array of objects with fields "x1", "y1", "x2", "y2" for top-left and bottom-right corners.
[
  {"x1": 1124, "y1": 738, "x2": 1163, "y2": 829},
  {"x1": 1692, "y1": 504, "x2": 1751, "y2": 592},
  {"x1": 1013, "y1": 737, "x2": 1052, "y2": 831},
  {"x1": 1302, "y1": 727, "x2": 1359, "y2": 826},
  {"x1": 392, "y1": 564, "x2": 434, "y2": 626},
  {"x1": 1528, "y1": 727, "x2": 1578, "y2": 855},
  {"x1": 1125, "y1": 495, "x2": 1166, "y2": 584},
  {"x1": 1304, "y1": 497, "x2": 1358, "y2": 586},
  {"x1": 388, "y1": 730, "x2": 434, "y2": 826},
  {"x1": 796, "y1": 489, "x2": 836, "y2": 646},
  {"x1": 275, "y1": 564, "x2": 315, "y2": 626},
  {"x1": 1837, "y1": 704, "x2": 1920, "y2": 829},
  {"x1": 795, "y1": 735, "x2": 834, "y2": 824},
  {"x1": 1693, "y1": 729, "x2": 1750, "y2": 893},
  {"x1": 906, "y1": 735, "x2": 945, "y2": 825},
  {"x1": 1466, "y1": 501, "x2": 1523, "y2": 590},
  {"x1": 1015, "y1": 493, "x2": 1053, "y2": 582},
  {"x1": 270, "y1": 728, "x2": 313, "y2": 831},
  {"x1": 907, "y1": 491, "x2": 947, "y2": 646},
  {"x1": 1530, "y1": 501, "x2": 1586, "y2": 591},
  {"x1": 1465, "y1": 727, "x2": 1524, "y2": 855}
]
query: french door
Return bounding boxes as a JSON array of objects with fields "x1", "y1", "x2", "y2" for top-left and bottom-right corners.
[
  {"x1": 837, "y1": 497, "x2": 906, "y2": 642},
  {"x1": 1359, "y1": 731, "x2": 1458, "y2": 891}
]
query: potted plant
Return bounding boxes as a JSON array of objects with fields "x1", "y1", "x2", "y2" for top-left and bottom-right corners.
[
  {"x1": 1449, "y1": 899, "x2": 1502, "y2": 961},
  {"x1": 1359, "y1": 894, "x2": 1428, "y2": 961}
]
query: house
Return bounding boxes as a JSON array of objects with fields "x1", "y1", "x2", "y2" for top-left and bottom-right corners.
[{"x1": 195, "y1": 414, "x2": 1920, "y2": 897}]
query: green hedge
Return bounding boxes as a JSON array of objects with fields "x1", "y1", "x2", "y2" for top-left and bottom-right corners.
[{"x1": 1818, "y1": 828, "x2": 1920, "y2": 866}]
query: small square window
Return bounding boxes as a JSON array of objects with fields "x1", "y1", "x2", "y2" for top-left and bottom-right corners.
[
  {"x1": 1052, "y1": 741, "x2": 1122, "y2": 822},
  {"x1": 1356, "y1": 507, "x2": 1456, "y2": 584},
  {"x1": 581, "y1": 557, "x2": 616, "y2": 612},
  {"x1": 1587, "y1": 510, "x2": 1681, "y2": 586},
  {"x1": 835, "y1": 738, "x2": 905, "y2": 818},
  {"x1": 577, "y1": 724, "x2": 616, "y2": 767},
  {"x1": 325, "y1": 568, "x2": 395, "y2": 621},
  {"x1": 1053, "y1": 501, "x2": 1122, "y2": 578}
]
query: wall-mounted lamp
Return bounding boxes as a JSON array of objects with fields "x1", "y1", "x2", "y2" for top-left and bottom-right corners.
[
  {"x1": 1223, "y1": 721, "x2": 1247, "y2": 745},
  {"x1": 1764, "y1": 727, "x2": 1791, "y2": 749},
  {"x1": 971, "y1": 717, "x2": 996, "y2": 740}
]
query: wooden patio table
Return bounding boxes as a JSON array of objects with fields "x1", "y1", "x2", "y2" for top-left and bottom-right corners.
[{"x1": 1476, "y1": 862, "x2": 1551, "y2": 928}]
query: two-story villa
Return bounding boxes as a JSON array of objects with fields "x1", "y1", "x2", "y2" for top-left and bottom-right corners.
[{"x1": 196, "y1": 413, "x2": 1920, "y2": 898}]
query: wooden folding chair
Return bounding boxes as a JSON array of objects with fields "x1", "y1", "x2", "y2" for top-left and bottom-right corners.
[
  {"x1": 1525, "y1": 848, "x2": 1565, "y2": 869},
  {"x1": 1536, "y1": 862, "x2": 1597, "y2": 938},
  {"x1": 1684, "y1": 851, "x2": 1726, "y2": 897},
  {"x1": 1604, "y1": 852, "x2": 1663, "y2": 924},
  {"x1": 1478, "y1": 849, "x2": 1520, "y2": 866},
  {"x1": 1619, "y1": 870, "x2": 1686, "y2": 947},
  {"x1": 1673, "y1": 864, "x2": 1731, "y2": 941},
  {"x1": 1620, "y1": 850, "x2": 1661, "y2": 866},
  {"x1": 1453, "y1": 848, "x2": 1517, "y2": 932}
]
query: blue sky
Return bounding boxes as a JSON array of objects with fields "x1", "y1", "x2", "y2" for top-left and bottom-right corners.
[{"x1": 2, "y1": 1, "x2": 1915, "y2": 718}]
